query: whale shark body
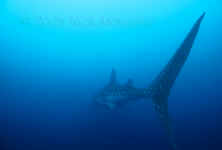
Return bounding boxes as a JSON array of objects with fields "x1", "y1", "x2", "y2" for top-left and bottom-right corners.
[{"x1": 93, "y1": 13, "x2": 205, "y2": 149}]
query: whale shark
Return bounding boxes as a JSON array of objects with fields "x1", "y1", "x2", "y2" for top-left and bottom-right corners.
[{"x1": 93, "y1": 13, "x2": 205, "y2": 149}]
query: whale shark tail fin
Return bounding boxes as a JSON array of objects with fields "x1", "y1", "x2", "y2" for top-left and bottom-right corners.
[{"x1": 148, "y1": 13, "x2": 205, "y2": 149}]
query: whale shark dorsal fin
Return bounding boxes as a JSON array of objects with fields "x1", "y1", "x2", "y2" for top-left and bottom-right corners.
[
  {"x1": 126, "y1": 79, "x2": 134, "y2": 88},
  {"x1": 148, "y1": 13, "x2": 205, "y2": 149},
  {"x1": 108, "y1": 68, "x2": 117, "y2": 86}
]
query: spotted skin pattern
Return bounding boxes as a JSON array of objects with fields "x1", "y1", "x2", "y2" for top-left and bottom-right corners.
[{"x1": 94, "y1": 13, "x2": 205, "y2": 149}]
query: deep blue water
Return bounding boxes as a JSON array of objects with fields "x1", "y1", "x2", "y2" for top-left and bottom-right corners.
[{"x1": 0, "y1": 1, "x2": 222, "y2": 150}]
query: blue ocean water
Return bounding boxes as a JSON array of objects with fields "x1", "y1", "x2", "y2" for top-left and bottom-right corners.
[{"x1": 0, "y1": 0, "x2": 222, "y2": 150}]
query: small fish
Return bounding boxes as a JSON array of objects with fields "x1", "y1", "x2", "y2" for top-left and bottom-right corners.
[{"x1": 93, "y1": 13, "x2": 205, "y2": 149}]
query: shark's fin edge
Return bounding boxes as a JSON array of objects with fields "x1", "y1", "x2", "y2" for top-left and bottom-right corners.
[
  {"x1": 148, "y1": 13, "x2": 205, "y2": 150},
  {"x1": 108, "y1": 68, "x2": 117, "y2": 86}
]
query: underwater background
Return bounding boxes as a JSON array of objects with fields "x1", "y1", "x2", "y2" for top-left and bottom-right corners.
[{"x1": 0, "y1": 0, "x2": 221, "y2": 150}]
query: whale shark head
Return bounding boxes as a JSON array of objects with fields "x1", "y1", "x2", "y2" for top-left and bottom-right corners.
[{"x1": 94, "y1": 89, "x2": 124, "y2": 110}]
